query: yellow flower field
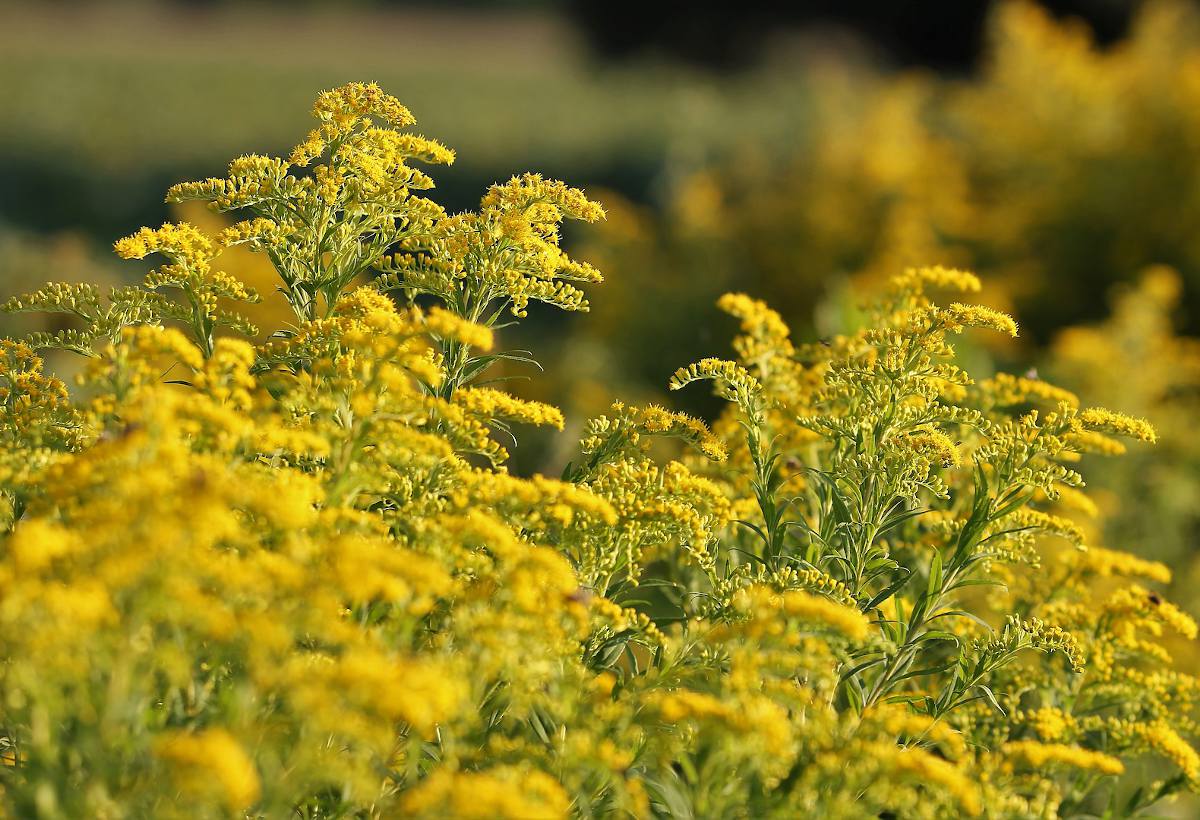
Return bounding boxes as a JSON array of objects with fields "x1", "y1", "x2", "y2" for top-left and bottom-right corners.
[{"x1": 0, "y1": 79, "x2": 1196, "y2": 818}]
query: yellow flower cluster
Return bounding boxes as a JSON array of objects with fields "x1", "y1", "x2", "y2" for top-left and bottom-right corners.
[
  {"x1": 887, "y1": 746, "x2": 983, "y2": 816},
  {"x1": 981, "y1": 372, "x2": 1080, "y2": 409},
  {"x1": 890, "y1": 265, "x2": 982, "y2": 297},
  {"x1": 1139, "y1": 722, "x2": 1200, "y2": 786},
  {"x1": 669, "y1": 357, "x2": 762, "y2": 415},
  {"x1": 1003, "y1": 740, "x2": 1125, "y2": 776},
  {"x1": 777, "y1": 588, "x2": 871, "y2": 640},
  {"x1": 153, "y1": 730, "x2": 261, "y2": 812},
  {"x1": 425, "y1": 304, "x2": 495, "y2": 350},
  {"x1": 1, "y1": 82, "x2": 1195, "y2": 820},
  {"x1": 313, "y1": 80, "x2": 417, "y2": 130},
  {"x1": 1021, "y1": 706, "x2": 1074, "y2": 743},
  {"x1": 937, "y1": 302, "x2": 1020, "y2": 337},
  {"x1": 1106, "y1": 585, "x2": 1198, "y2": 640},
  {"x1": 399, "y1": 766, "x2": 571, "y2": 820},
  {"x1": 455, "y1": 387, "x2": 566, "y2": 431},
  {"x1": 1066, "y1": 545, "x2": 1172, "y2": 584},
  {"x1": 906, "y1": 428, "x2": 961, "y2": 468},
  {"x1": 717, "y1": 291, "x2": 795, "y2": 364},
  {"x1": 1077, "y1": 407, "x2": 1158, "y2": 443},
  {"x1": 730, "y1": 584, "x2": 870, "y2": 641},
  {"x1": 576, "y1": 401, "x2": 728, "y2": 469}
]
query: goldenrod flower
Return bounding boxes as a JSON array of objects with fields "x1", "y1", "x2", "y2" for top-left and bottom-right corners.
[
  {"x1": 1004, "y1": 740, "x2": 1124, "y2": 776},
  {"x1": 3, "y1": 79, "x2": 1196, "y2": 820},
  {"x1": 399, "y1": 767, "x2": 570, "y2": 819},
  {"x1": 1138, "y1": 722, "x2": 1200, "y2": 785},
  {"x1": 939, "y1": 302, "x2": 1019, "y2": 337},
  {"x1": 1077, "y1": 407, "x2": 1158, "y2": 443},
  {"x1": 154, "y1": 730, "x2": 261, "y2": 812}
]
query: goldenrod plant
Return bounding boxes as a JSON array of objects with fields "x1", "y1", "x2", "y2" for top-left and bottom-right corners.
[{"x1": 1, "y1": 83, "x2": 1195, "y2": 819}]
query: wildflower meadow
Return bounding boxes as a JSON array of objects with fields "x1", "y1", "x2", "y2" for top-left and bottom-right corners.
[{"x1": 0, "y1": 77, "x2": 1195, "y2": 819}]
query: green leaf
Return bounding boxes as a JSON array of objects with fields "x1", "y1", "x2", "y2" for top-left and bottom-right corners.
[
  {"x1": 927, "y1": 550, "x2": 944, "y2": 598},
  {"x1": 928, "y1": 609, "x2": 994, "y2": 632},
  {"x1": 884, "y1": 693, "x2": 927, "y2": 705},
  {"x1": 864, "y1": 569, "x2": 912, "y2": 611},
  {"x1": 948, "y1": 577, "x2": 1007, "y2": 593},
  {"x1": 842, "y1": 674, "x2": 865, "y2": 714},
  {"x1": 878, "y1": 505, "x2": 928, "y2": 537},
  {"x1": 992, "y1": 488, "x2": 1035, "y2": 521},
  {"x1": 734, "y1": 519, "x2": 769, "y2": 546},
  {"x1": 976, "y1": 684, "x2": 1006, "y2": 716},
  {"x1": 840, "y1": 656, "x2": 886, "y2": 682},
  {"x1": 895, "y1": 660, "x2": 956, "y2": 682}
]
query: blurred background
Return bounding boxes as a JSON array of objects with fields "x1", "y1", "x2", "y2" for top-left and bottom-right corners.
[{"x1": 2, "y1": 0, "x2": 1199, "y2": 603}]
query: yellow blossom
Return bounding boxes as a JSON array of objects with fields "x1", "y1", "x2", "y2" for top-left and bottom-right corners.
[
  {"x1": 154, "y1": 730, "x2": 261, "y2": 811},
  {"x1": 1077, "y1": 407, "x2": 1158, "y2": 443},
  {"x1": 1004, "y1": 740, "x2": 1124, "y2": 776}
]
